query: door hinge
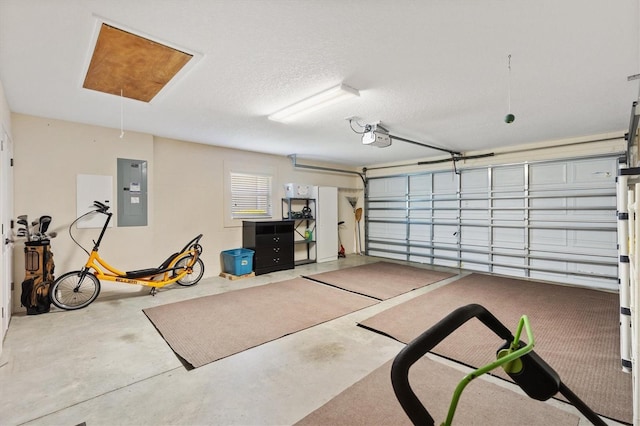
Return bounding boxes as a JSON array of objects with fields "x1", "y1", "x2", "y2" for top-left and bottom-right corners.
[
  {"x1": 11, "y1": 281, "x2": 14, "y2": 291},
  {"x1": 10, "y1": 158, "x2": 13, "y2": 167}
]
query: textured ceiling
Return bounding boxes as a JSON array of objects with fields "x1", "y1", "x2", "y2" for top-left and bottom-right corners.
[{"x1": 0, "y1": 1, "x2": 638, "y2": 167}]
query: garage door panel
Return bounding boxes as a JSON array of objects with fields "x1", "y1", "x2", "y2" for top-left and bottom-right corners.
[
  {"x1": 530, "y1": 163, "x2": 567, "y2": 188},
  {"x1": 530, "y1": 228, "x2": 568, "y2": 248},
  {"x1": 460, "y1": 226, "x2": 488, "y2": 246},
  {"x1": 409, "y1": 174, "x2": 432, "y2": 196},
  {"x1": 570, "y1": 229, "x2": 617, "y2": 253},
  {"x1": 461, "y1": 169, "x2": 488, "y2": 191},
  {"x1": 493, "y1": 227, "x2": 525, "y2": 247},
  {"x1": 409, "y1": 224, "x2": 432, "y2": 241},
  {"x1": 365, "y1": 156, "x2": 618, "y2": 289},
  {"x1": 433, "y1": 248, "x2": 458, "y2": 267},
  {"x1": 493, "y1": 166, "x2": 525, "y2": 188},
  {"x1": 369, "y1": 176, "x2": 406, "y2": 197},
  {"x1": 433, "y1": 224, "x2": 458, "y2": 243},
  {"x1": 368, "y1": 222, "x2": 405, "y2": 239},
  {"x1": 572, "y1": 157, "x2": 617, "y2": 184},
  {"x1": 433, "y1": 172, "x2": 457, "y2": 192}
]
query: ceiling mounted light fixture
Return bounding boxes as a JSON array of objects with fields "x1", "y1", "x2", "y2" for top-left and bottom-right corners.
[{"x1": 268, "y1": 83, "x2": 359, "y2": 122}]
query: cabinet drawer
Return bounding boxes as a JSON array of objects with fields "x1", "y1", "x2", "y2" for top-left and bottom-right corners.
[
  {"x1": 254, "y1": 246, "x2": 294, "y2": 268},
  {"x1": 256, "y1": 234, "x2": 293, "y2": 247}
]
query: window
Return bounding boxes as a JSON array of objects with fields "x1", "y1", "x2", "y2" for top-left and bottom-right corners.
[{"x1": 230, "y1": 172, "x2": 273, "y2": 219}]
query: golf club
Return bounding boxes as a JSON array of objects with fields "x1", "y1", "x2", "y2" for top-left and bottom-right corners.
[
  {"x1": 38, "y1": 215, "x2": 51, "y2": 234},
  {"x1": 16, "y1": 215, "x2": 30, "y2": 241}
]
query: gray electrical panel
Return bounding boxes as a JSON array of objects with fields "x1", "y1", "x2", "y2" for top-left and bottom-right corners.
[{"x1": 117, "y1": 158, "x2": 148, "y2": 227}]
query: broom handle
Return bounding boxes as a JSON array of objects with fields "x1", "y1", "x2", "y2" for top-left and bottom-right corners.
[{"x1": 355, "y1": 208, "x2": 363, "y2": 254}]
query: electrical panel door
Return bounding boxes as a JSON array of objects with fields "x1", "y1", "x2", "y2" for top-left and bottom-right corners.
[{"x1": 117, "y1": 158, "x2": 148, "y2": 227}]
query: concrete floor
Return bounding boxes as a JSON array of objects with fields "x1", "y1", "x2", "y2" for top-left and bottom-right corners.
[{"x1": 0, "y1": 255, "x2": 624, "y2": 425}]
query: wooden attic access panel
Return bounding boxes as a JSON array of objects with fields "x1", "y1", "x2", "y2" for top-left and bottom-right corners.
[{"x1": 83, "y1": 24, "x2": 193, "y2": 102}]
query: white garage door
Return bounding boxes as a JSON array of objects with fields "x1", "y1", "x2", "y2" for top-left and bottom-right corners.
[{"x1": 367, "y1": 155, "x2": 618, "y2": 290}]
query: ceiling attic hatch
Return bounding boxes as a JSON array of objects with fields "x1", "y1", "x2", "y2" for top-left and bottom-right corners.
[{"x1": 83, "y1": 23, "x2": 193, "y2": 102}]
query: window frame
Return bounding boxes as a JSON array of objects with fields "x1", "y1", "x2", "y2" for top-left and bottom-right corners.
[{"x1": 229, "y1": 171, "x2": 273, "y2": 220}]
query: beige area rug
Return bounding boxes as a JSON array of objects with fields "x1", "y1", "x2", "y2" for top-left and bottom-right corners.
[
  {"x1": 303, "y1": 261, "x2": 455, "y2": 300},
  {"x1": 296, "y1": 357, "x2": 579, "y2": 425},
  {"x1": 359, "y1": 273, "x2": 631, "y2": 424},
  {"x1": 143, "y1": 278, "x2": 378, "y2": 368}
]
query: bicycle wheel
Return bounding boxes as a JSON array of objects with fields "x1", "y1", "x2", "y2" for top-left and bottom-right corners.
[
  {"x1": 175, "y1": 256, "x2": 204, "y2": 286},
  {"x1": 50, "y1": 270, "x2": 101, "y2": 310}
]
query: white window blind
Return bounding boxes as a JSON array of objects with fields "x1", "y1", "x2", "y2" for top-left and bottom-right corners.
[{"x1": 230, "y1": 172, "x2": 273, "y2": 219}]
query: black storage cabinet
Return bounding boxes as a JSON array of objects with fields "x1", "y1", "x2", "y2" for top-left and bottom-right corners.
[{"x1": 242, "y1": 220, "x2": 294, "y2": 275}]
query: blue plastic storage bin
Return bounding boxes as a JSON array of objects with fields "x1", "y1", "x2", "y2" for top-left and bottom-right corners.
[{"x1": 221, "y1": 248, "x2": 254, "y2": 275}]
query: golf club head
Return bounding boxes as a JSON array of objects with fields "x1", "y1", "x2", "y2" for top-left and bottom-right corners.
[
  {"x1": 39, "y1": 216, "x2": 52, "y2": 233},
  {"x1": 17, "y1": 218, "x2": 28, "y2": 226},
  {"x1": 16, "y1": 229, "x2": 26, "y2": 237},
  {"x1": 48, "y1": 231, "x2": 57, "y2": 238}
]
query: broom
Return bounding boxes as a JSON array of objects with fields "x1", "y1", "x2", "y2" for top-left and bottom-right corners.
[
  {"x1": 355, "y1": 207, "x2": 363, "y2": 255},
  {"x1": 346, "y1": 197, "x2": 359, "y2": 254}
]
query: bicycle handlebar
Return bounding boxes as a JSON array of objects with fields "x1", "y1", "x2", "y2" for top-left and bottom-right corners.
[{"x1": 93, "y1": 201, "x2": 110, "y2": 213}]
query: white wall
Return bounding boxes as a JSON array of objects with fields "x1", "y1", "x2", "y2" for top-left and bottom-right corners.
[{"x1": 11, "y1": 114, "x2": 362, "y2": 311}]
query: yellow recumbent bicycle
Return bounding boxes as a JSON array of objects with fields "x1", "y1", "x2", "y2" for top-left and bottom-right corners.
[{"x1": 50, "y1": 201, "x2": 204, "y2": 310}]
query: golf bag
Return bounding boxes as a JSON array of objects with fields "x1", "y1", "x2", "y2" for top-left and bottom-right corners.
[{"x1": 20, "y1": 240, "x2": 55, "y2": 315}]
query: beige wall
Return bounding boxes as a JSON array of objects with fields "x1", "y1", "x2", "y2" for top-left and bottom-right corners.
[
  {"x1": 152, "y1": 137, "x2": 363, "y2": 265},
  {"x1": 11, "y1": 114, "x2": 362, "y2": 310},
  {"x1": 12, "y1": 115, "x2": 155, "y2": 307}
]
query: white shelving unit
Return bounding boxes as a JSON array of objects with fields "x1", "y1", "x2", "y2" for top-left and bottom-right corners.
[{"x1": 282, "y1": 197, "x2": 316, "y2": 266}]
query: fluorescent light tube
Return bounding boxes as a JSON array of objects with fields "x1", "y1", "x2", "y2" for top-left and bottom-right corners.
[{"x1": 268, "y1": 83, "x2": 359, "y2": 122}]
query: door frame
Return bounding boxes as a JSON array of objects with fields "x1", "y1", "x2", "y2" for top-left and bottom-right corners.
[{"x1": 1, "y1": 127, "x2": 14, "y2": 348}]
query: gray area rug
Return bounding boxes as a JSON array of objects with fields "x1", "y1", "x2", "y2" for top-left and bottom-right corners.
[
  {"x1": 359, "y1": 273, "x2": 631, "y2": 424},
  {"x1": 144, "y1": 278, "x2": 378, "y2": 368},
  {"x1": 304, "y1": 261, "x2": 455, "y2": 300},
  {"x1": 296, "y1": 357, "x2": 579, "y2": 425}
]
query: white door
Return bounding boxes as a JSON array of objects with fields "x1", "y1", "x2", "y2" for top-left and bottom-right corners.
[
  {"x1": 0, "y1": 128, "x2": 14, "y2": 344},
  {"x1": 316, "y1": 187, "x2": 338, "y2": 262}
]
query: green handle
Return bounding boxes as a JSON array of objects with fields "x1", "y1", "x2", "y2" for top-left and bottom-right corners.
[{"x1": 441, "y1": 315, "x2": 534, "y2": 426}]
